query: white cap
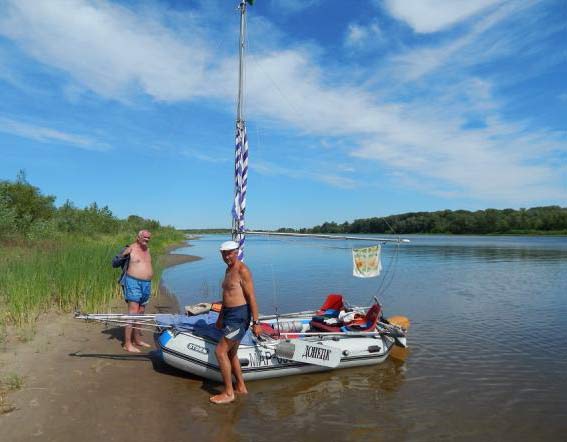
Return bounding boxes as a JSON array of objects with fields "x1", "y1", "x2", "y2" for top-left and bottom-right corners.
[{"x1": 220, "y1": 240, "x2": 239, "y2": 251}]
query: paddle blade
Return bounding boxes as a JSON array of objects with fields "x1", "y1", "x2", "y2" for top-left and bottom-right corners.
[
  {"x1": 275, "y1": 340, "x2": 341, "y2": 368},
  {"x1": 386, "y1": 316, "x2": 410, "y2": 362},
  {"x1": 387, "y1": 315, "x2": 410, "y2": 331},
  {"x1": 389, "y1": 345, "x2": 410, "y2": 362}
]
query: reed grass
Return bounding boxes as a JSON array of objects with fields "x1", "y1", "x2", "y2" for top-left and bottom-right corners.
[
  {"x1": 2, "y1": 373, "x2": 24, "y2": 391},
  {"x1": 0, "y1": 230, "x2": 184, "y2": 327}
]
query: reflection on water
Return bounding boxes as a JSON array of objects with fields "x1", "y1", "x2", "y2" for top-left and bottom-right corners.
[
  {"x1": 163, "y1": 235, "x2": 567, "y2": 441},
  {"x1": 406, "y1": 243, "x2": 567, "y2": 262},
  {"x1": 251, "y1": 360, "x2": 407, "y2": 420},
  {"x1": 202, "y1": 361, "x2": 409, "y2": 442}
]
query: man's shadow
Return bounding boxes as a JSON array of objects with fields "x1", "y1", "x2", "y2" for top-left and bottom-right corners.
[{"x1": 68, "y1": 326, "x2": 220, "y2": 392}]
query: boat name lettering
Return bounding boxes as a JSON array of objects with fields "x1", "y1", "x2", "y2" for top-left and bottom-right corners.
[
  {"x1": 301, "y1": 345, "x2": 330, "y2": 361},
  {"x1": 187, "y1": 343, "x2": 208, "y2": 355},
  {"x1": 248, "y1": 352, "x2": 292, "y2": 367}
]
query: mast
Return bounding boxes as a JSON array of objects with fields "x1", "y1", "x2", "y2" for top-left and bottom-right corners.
[
  {"x1": 232, "y1": 0, "x2": 250, "y2": 260},
  {"x1": 236, "y1": 0, "x2": 247, "y2": 125}
]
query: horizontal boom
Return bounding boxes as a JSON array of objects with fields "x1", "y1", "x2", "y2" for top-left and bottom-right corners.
[{"x1": 244, "y1": 230, "x2": 410, "y2": 243}]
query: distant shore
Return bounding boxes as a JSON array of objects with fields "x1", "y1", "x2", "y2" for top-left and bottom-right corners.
[{"x1": 160, "y1": 239, "x2": 202, "y2": 268}]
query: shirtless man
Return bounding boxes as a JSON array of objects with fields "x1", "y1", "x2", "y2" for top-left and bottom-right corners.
[
  {"x1": 210, "y1": 240, "x2": 262, "y2": 404},
  {"x1": 116, "y1": 230, "x2": 153, "y2": 353}
]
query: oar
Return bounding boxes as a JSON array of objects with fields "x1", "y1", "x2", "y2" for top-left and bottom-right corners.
[
  {"x1": 258, "y1": 305, "x2": 371, "y2": 321},
  {"x1": 384, "y1": 316, "x2": 411, "y2": 362},
  {"x1": 277, "y1": 330, "x2": 390, "y2": 337},
  {"x1": 75, "y1": 313, "x2": 159, "y2": 320},
  {"x1": 75, "y1": 317, "x2": 167, "y2": 332}
]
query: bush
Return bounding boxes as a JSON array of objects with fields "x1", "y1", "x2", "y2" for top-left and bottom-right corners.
[{"x1": 0, "y1": 194, "x2": 18, "y2": 240}]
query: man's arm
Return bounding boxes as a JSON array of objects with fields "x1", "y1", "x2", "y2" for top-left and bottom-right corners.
[
  {"x1": 111, "y1": 245, "x2": 132, "y2": 268},
  {"x1": 122, "y1": 244, "x2": 134, "y2": 256},
  {"x1": 240, "y1": 266, "x2": 261, "y2": 336}
]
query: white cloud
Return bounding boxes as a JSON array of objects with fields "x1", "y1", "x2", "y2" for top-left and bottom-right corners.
[
  {"x1": 0, "y1": 0, "x2": 217, "y2": 102},
  {"x1": 382, "y1": 0, "x2": 502, "y2": 33},
  {"x1": 0, "y1": 0, "x2": 564, "y2": 204},
  {"x1": 344, "y1": 22, "x2": 383, "y2": 48},
  {"x1": 385, "y1": 1, "x2": 524, "y2": 82},
  {"x1": 253, "y1": 159, "x2": 356, "y2": 189},
  {"x1": 0, "y1": 117, "x2": 109, "y2": 151},
  {"x1": 346, "y1": 24, "x2": 367, "y2": 46},
  {"x1": 243, "y1": 43, "x2": 565, "y2": 202}
]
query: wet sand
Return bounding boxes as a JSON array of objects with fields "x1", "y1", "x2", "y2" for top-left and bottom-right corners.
[
  {"x1": 160, "y1": 240, "x2": 202, "y2": 268},
  {"x1": 0, "y1": 247, "x2": 239, "y2": 442}
]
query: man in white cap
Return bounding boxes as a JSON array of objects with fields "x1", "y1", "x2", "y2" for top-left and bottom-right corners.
[{"x1": 210, "y1": 240, "x2": 261, "y2": 404}]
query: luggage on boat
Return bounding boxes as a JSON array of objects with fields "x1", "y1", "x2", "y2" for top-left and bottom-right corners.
[
  {"x1": 272, "y1": 320, "x2": 306, "y2": 333},
  {"x1": 309, "y1": 294, "x2": 381, "y2": 333}
]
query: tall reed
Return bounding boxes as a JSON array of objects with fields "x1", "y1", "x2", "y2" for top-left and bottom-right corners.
[{"x1": 0, "y1": 230, "x2": 184, "y2": 326}]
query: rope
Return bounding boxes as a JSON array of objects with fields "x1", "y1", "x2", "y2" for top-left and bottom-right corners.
[
  {"x1": 374, "y1": 242, "x2": 400, "y2": 301},
  {"x1": 368, "y1": 219, "x2": 401, "y2": 305}
]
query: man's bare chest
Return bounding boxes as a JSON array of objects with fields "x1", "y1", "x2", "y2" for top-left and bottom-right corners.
[
  {"x1": 222, "y1": 271, "x2": 241, "y2": 290},
  {"x1": 130, "y1": 248, "x2": 151, "y2": 264}
]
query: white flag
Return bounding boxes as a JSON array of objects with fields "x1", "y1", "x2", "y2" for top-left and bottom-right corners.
[{"x1": 352, "y1": 245, "x2": 382, "y2": 278}]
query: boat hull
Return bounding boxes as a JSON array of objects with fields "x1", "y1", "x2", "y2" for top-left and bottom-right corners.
[{"x1": 156, "y1": 329, "x2": 395, "y2": 381}]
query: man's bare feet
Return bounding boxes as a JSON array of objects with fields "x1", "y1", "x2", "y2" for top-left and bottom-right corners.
[
  {"x1": 234, "y1": 384, "x2": 248, "y2": 395},
  {"x1": 210, "y1": 393, "x2": 235, "y2": 404},
  {"x1": 123, "y1": 345, "x2": 141, "y2": 353},
  {"x1": 134, "y1": 341, "x2": 152, "y2": 348}
]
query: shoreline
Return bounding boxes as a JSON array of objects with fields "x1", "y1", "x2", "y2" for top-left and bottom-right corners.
[
  {"x1": 159, "y1": 240, "x2": 202, "y2": 270},
  {"x1": 0, "y1": 238, "x2": 234, "y2": 442}
]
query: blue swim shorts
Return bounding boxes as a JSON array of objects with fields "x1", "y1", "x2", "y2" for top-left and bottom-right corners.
[
  {"x1": 221, "y1": 304, "x2": 251, "y2": 342},
  {"x1": 122, "y1": 274, "x2": 152, "y2": 306}
]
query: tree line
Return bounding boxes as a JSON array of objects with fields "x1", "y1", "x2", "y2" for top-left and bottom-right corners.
[
  {"x1": 277, "y1": 206, "x2": 567, "y2": 235},
  {"x1": 0, "y1": 171, "x2": 174, "y2": 241}
]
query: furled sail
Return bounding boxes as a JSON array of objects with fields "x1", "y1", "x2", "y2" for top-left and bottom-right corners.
[
  {"x1": 232, "y1": 121, "x2": 248, "y2": 260},
  {"x1": 231, "y1": 1, "x2": 250, "y2": 261}
]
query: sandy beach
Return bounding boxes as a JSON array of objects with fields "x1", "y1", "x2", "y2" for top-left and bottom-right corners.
[{"x1": 0, "y1": 247, "x2": 243, "y2": 442}]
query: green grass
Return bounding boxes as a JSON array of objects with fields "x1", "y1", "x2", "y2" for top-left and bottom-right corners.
[
  {"x1": 0, "y1": 230, "x2": 184, "y2": 327},
  {"x1": 2, "y1": 373, "x2": 24, "y2": 391}
]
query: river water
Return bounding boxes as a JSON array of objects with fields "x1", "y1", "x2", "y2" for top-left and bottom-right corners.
[{"x1": 162, "y1": 235, "x2": 567, "y2": 441}]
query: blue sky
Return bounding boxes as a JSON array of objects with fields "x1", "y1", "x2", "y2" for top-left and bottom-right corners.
[{"x1": 0, "y1": 0, "x2": 565, "y2": 229}]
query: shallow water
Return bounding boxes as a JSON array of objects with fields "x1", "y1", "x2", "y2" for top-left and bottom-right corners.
[{"x1": 163, "y1": 235, "x2": 567, "y2": 441}]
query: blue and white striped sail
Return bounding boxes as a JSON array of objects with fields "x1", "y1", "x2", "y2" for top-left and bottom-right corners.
[
  {"x1": 232, "y1": 1, "x2": 250, "y2": 261},
  {"x1": 232, "y1": 122, "x2": 248, "y2": 260}
]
